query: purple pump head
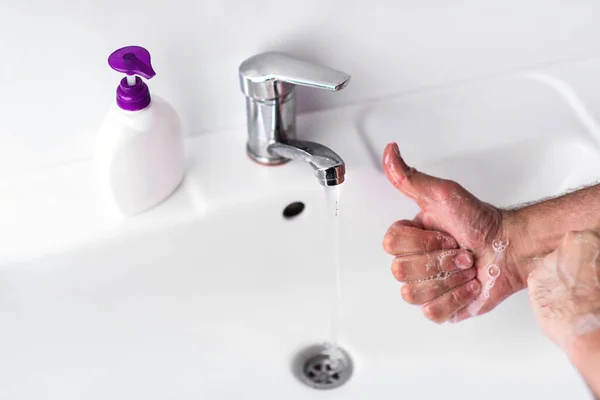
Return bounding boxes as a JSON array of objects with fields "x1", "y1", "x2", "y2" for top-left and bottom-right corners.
[{"x1": 108, "y1": 46, "x2": 156, "y2": 111}]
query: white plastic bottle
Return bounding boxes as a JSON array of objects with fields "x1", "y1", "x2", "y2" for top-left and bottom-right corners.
[{"x1": 95, "y1": 45, "x2": 185, "y2": 216}]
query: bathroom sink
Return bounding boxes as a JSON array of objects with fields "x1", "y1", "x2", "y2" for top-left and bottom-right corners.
[{"x1": 1, "y1": 85, "x2": 599, "y2": 399}]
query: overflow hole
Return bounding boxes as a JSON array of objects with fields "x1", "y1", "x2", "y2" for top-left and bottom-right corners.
[{"x1": 283, "y1": 202, "x2": 305, "y2": 220}]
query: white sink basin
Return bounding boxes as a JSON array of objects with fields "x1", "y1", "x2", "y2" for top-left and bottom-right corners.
[{"x1": 1, "y1": 78, "x2": 599, "y2": 399}]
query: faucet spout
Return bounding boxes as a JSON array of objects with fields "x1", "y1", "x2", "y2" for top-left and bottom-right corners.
[
  {"x1": 239, "y1": 52, "x2": 350, "y2": 184},
  {"x1": 268, "y1": 140, "x2": 345, "y2": 186}
]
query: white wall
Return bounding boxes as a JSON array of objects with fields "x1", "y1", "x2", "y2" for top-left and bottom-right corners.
[{"x1": 2, "y1": 0, "x2": 600, "y2": 177}]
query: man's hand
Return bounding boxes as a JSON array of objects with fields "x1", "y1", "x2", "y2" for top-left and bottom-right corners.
[
  {"x1": 528, "y1": 229, "x2": 600, "y2": 351},
  {"x1": 382, "y1": 143, "x2": 526, "y2": 323},
  {"x1": 527, "y1": 229, "x2": 600, "y2": 397}
]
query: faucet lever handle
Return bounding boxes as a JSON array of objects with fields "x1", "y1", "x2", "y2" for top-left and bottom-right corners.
[{"x1": 239, "y1": 52, "x2": 350, "y2": 100}]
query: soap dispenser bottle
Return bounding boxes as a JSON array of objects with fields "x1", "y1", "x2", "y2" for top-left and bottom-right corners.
[{"x1": 95, "y1": 45, "x2": 185, "y2": 216}]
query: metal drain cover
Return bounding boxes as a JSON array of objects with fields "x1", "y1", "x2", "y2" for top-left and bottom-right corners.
[{"x1": 293, "y1": 345, "x2": 353, "y2": 390}]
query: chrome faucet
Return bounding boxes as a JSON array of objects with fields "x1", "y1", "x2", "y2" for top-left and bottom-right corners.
[{"x1": 238, "y1": 52, "x2": 350, "y2": 186}]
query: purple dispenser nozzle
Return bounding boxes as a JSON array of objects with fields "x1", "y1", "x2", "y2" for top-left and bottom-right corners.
[{"x1": 108, "y1": 46, "x2": 156, "y2": 111}]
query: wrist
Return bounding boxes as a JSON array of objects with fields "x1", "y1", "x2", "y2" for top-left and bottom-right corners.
[
  {"x1": 502, "y1": 184, "x2": 600, "y2": 287},
  {"x1": 500, "y1": 208, "x2": 541, "y2": 289}
]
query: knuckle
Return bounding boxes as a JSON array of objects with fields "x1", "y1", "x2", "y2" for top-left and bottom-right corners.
[
  {"x1": 435, "y1": 180, "x2": 461, "y2": 201},
  {"x1": 465, "y1": 268, "x2": 477, "y2": 280},
  {"x1": 446, "y1": 270, "x2": 471, "y2": 289},
  {"x1": 560, "y1": 229, "x2": 600, "y2": 251},
  {"x1": 581, "y1": 229, "x2": 600, "y2": 244},
  {"x1": 431, "y1": 255, "x2": 442, "y2": 272},
  {"x1": 450, "y1": 288, "x2": 464, "y2": 305},
  {"x1": 424, "y1": 236, "x2": 438, "y2": 252},
  {"x1": 404, "y1": 166, "x2": 417, "y2": 181},
  {"x1": 452, "y1": 283, "x2": 475, "y2": 305},
  {"x1": 563, "y1": 230, "x2": 580, "y2": 244}
]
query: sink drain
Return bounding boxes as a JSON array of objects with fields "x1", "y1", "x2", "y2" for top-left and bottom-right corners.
[{"x1": 292, "y1": 345, "x2": 353, "y2": 390}]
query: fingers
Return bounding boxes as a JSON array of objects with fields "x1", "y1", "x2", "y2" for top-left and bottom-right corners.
[
  {"x1": 400, "y1": 268, "x2": 477, "y2": 305},
  {"x1": 450, "y1": 274, "x2": 515, "y2": 323},
  {"x1": 561, "y1": 229, "x2": 600, "y2": 248},
  {"x1": 383, "y1": 221, "x2": 457, "y2": 255},
  {"x1": 396, "y1": 218, "x2": 424, "y2": 230},
  {"x1": 422, "y1": 280, "x2": 481, "y2": 324},
  {"x1": 536, "y1": 230, "x2": 600, "y2": 291},
  {"x1": 561, "y1": 230, "x2": 600, "y2": 266},
  {"x1": 448, "y1": 304, "x2": 480, "y2": 324},
  {"x1": 382, "y1": 142, "x2": 445, "y2": 204},
  {"x1": 382, "y1": 142, "x2": 486, "y2": 241},
  {"x1": 451, "y1": 295, "x2": 498, "y2": 323},
  {"x1": 392, "y1": 248, "x2": 474, "y2": 281}
]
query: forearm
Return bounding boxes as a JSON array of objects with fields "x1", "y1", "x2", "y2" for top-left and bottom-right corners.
[
  {"x1": 505, "y1": 183, "x2": 600, "y2": 281},
  {"x1": 568, "y1": 330, "x2": 600, "y2": 398}
]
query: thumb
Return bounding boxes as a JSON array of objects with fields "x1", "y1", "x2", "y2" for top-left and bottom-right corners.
[{"x1": 383, "y1": 142, "x2": 444, "y2": 204}]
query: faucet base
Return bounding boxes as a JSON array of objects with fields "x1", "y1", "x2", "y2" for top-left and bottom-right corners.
[{"x1": 247, "y1": 144, "x2": 290, "y2": 166}]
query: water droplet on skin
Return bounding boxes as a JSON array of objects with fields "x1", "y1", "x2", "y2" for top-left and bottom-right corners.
[
  {"x1": 487, "y1": 264, "x2": 501, "y2": 278},
  {"x1": 436, "y1": 234, "x2": 456, "y2": 247},
  {"x1": 470, "y1": 265, "x2": 501, "y2": 312},
  {"x1": 437, "y1": 250, "x2": 457, "y2": 262},
  {"x1": 492, "y1": 239, "x2": 510, "y2": 253}
]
